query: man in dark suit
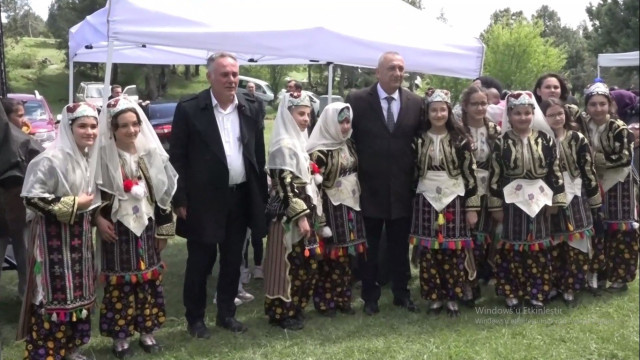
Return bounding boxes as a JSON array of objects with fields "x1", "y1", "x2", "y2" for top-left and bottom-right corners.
[
  {"x1": 346, "y1": 51, "x2": 423, "y2": 315},
  {"x1": 170, "y1": 52, "x2": 267, "y2": 337}
]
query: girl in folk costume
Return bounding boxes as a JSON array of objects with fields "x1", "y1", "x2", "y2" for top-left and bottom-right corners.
[
  {"x1": 458, "y1": 85, "x2": 501, "y2": 304},
  {"x1": 488, "y1": 91, "x2": 567, "y2": 310},
  {"x1": 264, "y1": 92, "x2": 328, "y2": 330},
  {"x1": 18, "y1": 103, "x2": 101, "y2": 360},
  {"x1": 307, "y1": 103, "x2": 367, "y2": 317},
  {"x1": 94, "y1": 97, "x2": 177, "y2": 357},
  {"x1": 575, "y1": 82, "x2": 638, "y2": 292},
  {"x1": 541, "y1": 98, "x2": 602, "y2": 306},
  {"x1": 409, "y1": 89, "x2": 480, "y2": 316}
]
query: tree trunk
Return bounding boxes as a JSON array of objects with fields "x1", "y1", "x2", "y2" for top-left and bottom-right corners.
[
  {"x1": 159, "y1": 66, "x2": 168, "y2": 97},
  {"x1": 307, "y1": 65, "x2": 312, "y2": 89},
  {"x1": 110, "y1": 63, "x2": 119, "y2": 85},
  {"x1": 171, "y1": 65, "x2": 177, "y2": 74},
  {"x1": 338, "y1": 65, "x2": 346, "y2": 98},
  {"x1": 194, "y1": 65, "x2": 200, "y2": 76},
  {"x1": 184, "y1": 65, "x2": 191, "y2": 80},
  {"x1": 408, "y1": 73, "x2": 417, "y2": 92},
  {"x1": 144, "y1": 65, "x2": 158, "y2": 100}
]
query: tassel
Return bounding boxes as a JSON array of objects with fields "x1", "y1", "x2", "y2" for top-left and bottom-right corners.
[
  {"x1": 51, "y1": 312, "x2": 58, "y2": 322},
  {"x1": 437, "y1": 213, "x2": 445, "y2": 226},
  {"x1": 527, "y1": 233, "x2": 534, "y2": 243},
  {"x1": 81, "y1": 309, "x2": 88, "y2": 319},
  {"x1": 567, "y1": 222, "x2": 574, "y2": 232},
  {"x1": 304, "y1": 248, "x2": 310, "y2": 257},
  {"x1": 131, "y1": 274, "x2": 137, "y2": 284},
  {"x1": 110, "y1": 276, "x2": 118, "y2": 285},
  {"x1": 445, "y1": 212, "x2": 454, "y2": 222},
  {"x1": 448, "y1": 241, "x2": 455, "y2": 250},
  {"x1": 125, "y1": 274, "x2": 131, "y2": 283},
  {"x1": 34, "y1": 261, "x2": 42, "y2": 275},
  {"x1": 72, "y1": 312, "x2": 77, "y2": 322},
  {"x1": 140, "y1": 260, "x2": 146, "y2": 271},
  {"x1": 315, "y1": 247, "x2": 321, "y2": 255},
  {"x1": 437, "y1": 232, "x2": 444, "y2": 243}
]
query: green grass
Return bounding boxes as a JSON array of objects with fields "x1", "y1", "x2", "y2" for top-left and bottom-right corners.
[{"x1": 1, "y1": 237, "x2": 638, "y2": 359}]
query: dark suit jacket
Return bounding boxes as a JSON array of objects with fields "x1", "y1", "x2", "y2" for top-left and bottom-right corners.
[
  {"x1": 347, "y1": 83, "x2": 423, "y2": 219},
  {"x1": 169, "y1": 88, "x2": 268, "y2": 244}
]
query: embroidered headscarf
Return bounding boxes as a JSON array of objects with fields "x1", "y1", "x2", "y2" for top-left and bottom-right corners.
[
  {"x1": 22, "y1": 103, "x2": 101, "y2": 211},
  {"x1": 501, "y1": 91, "x2": 553, "y2": 138},
  {"x1": 306, "y1": 102, "x2": 352, "y2": 153}
]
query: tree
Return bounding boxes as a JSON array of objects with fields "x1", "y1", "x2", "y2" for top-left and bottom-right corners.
[
  {"x1": 1, "y1": 0, "x2": 49, "y2": 38},
  {"x1": 585, "y1": 0, "x2": 639, "y2": 54},
  {"x1": 46, "y1": 0, "x2": 107, "y2": 57},
  {"x1": 482, "y1": 20, "x2": 566, "y2": 90},
  {"x1": 532, "y1": 5, "x2": 593, "y2": 94},
  {"x1": 585, "y1": 0, "x2": 639, "y2": 88}
]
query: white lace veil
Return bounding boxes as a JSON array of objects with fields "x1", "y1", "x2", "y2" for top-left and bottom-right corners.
[
  {"x1": 306, "y1": 102, "x2": 352, "y2": 153},
  {"x1": 21, "y1": 103, "x2": 101, "y2": 211},
  {"x1": 97, "y1": 96, "x2": 178, "y2": 220},
  {"x1": 267, "y1": 93, "x2": 312, "y2": 183},
  {"x1": 501, "y1": 90, "x2": 554, "y2": 138}
]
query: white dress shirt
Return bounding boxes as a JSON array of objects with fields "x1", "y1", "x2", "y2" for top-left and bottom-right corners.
[
  {"x1": 210, "y1": 91, "x2": 246, "y2": 185},
  {"x1": 377, "y1": 83, "x2": 401, "y2": 123}
]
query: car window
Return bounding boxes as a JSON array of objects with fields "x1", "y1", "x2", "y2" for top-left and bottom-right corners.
[
  {"x1": 124, "y1": 86, "x2": 138, "y2": 96},
  {"x1": 23, "y1": 101, "x2": 47, "y2": 121},
  {"x1": 263, "y1": 84, "x2": 274, "y2": 95},
  {"x1": 238, "y1": 80, "x2": 248, "y2": 88},
  {"x1": 87, "y1": 86, "x2": 103, "y2": 98},
  {"x1": 148, "y1": 103, "x2": 177, "y2": 120},
  {"x1": 255, "y1": 84, "x2": 266, "y2": 94}
]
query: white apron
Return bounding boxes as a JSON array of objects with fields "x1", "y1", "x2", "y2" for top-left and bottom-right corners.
[
  {"x1": 503, "y1": 179, "x2": 553, "y2": 218},
  {"x1": 324, "y1": 172, "x2": 361, "y2": 211},
  {"x1": 417, "y1": 171, "x2": 465, "y2": 212}
]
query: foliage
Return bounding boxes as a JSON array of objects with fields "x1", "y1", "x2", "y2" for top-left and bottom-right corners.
[
  {"x1": 585, "y1": 0, "x2": 639, "y2": 88},
  {"x1": 482, "y1": 19, "x2": 566, "y2": 90},
  {"x1": 1, "y1": 0, "x2": 49, "y2": 38},
  {"x1": 423, "y1": 76, "x2": 470, "y2": 105},
  {"x1": 532, "y1": 6, "x2": 595, "y2": 94},
  {"x1": 46, "y1": 0, "x2": 107, "y2": 60}
]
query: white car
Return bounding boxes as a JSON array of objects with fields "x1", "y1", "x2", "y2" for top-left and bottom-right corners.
[{"x1": 75, "y1": 82, "x2": 139, "y2": 107}]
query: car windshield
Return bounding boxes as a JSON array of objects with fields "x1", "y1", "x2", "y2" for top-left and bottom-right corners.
[
  {"x1": 263, "y1": 84, "x2": 274, "y2": 95},
  {"x1": 87, "y1": 86, "x2": 103, "y2": 98},
  {"x1": 149, "y1": 103, "x2": 177, "y2": 119},
  {"x1": 23, "y1": 101, "x2": 48, "y2": 121}
]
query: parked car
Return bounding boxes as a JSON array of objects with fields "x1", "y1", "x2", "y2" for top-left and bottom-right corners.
[
  {"x1": 75, "y1": 82, "x2": 139, "y2": 108},
  {"x1": 318, "y1": 95, "x2": 345, "y2": 116},
  {"x1": 238, "y1": 76, "x2": 275, "y2": 104},
  {"x1": 147, "y1": 101, "x2": 177, "y2": 150},
  {"x1": 8, "y1": 91, "x2": 57, "y2": 148}
]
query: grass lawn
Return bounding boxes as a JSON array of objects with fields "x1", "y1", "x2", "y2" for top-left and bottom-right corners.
[{"x1": 1, "y1": 236, "x2": 638, "y2": 359}]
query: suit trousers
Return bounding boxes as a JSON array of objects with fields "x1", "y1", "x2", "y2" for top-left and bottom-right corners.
[
  {"x1": 183, "y1": 184, "x2": 249, "y2": 324},
  {"x1": 359, "y1": 216, "x2": 412, "y2": 303}
]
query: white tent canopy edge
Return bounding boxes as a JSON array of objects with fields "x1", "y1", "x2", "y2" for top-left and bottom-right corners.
[{"x1": 597, "y1": 51, "x2": 639, "y2": 77}]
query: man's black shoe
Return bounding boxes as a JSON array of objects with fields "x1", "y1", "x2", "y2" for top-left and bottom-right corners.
[
  {"x1": 187, "y1": 320, "x2": 211, "y2": 339},
  {"x1": 216, "y1": 317, "x2": 248, "y2": 333},
  {"x1": 393, "y1": 297, "x2": 420, "y2": 313}
]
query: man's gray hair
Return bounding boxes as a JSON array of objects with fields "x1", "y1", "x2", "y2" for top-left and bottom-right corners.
[
  {"x1": 206, "y1": 52, "x2": 238, "y2": 71},
  {"x1": 377, "y1": 51, "x2": 401, "y2": 68}
]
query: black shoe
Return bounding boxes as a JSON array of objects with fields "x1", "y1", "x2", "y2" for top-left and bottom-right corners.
[
  {"x1": 563, "y1": 297, "x2": 577, "y2": 308},
  {"x1": 363, "y1": 301, "x2": 380, "y2": 316},
  {"x1": 187, "y1": 320, "x2": 211, "y2": 339},
  {"x1": 339, "y1": 306, "x2": 356, "y2": 315},
  {"x1": 393, "y1": 297, "x2": 420, "y2": 313},
  {"x1": 607, "y1": 283, "x2": 628, "y2": 292},
  {"x1": 112, "y1": 340, "x2": 130, "y2": 359},
  {"x1": 138, "y1": 338, "x2": 161, "y2": 354},
  {"x1": 317, "y1": 309, "x2": 337, "y2": 318},
  {"x1": 446, "y1": 308, "x2": 460, "y2": 317},
  {"x1": 427, "y1": 303, "x2": 443, "y2": 315},
  {"x1": 279, "y1": 318, "x2": 304, "y2": 330},
  {"x1": 295, "y1": 312, "x2": 306, "y2": 322},
  {"x1": 216, "y1": 317, "x2": 248, "y2": 333}
]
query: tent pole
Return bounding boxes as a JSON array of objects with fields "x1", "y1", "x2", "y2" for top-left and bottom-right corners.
[
  {"x1": 69, "y1": 59, "x2": 74, "y2": 103},
  {"x1": 597, "y1": 66, "x2": 600, "y2": 79},
  {"x1": 327, "y1": 63, "x2": 334, "y2": 104}
]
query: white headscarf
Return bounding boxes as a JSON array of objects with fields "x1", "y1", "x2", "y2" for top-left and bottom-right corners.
[
  {"x1": 306, "y1": 102, "x2": 352, "y2": 153},
  {"x1": 97, "y1": 96, "x2": 178, "y2": 221},
  {"x1": 267, "y1": 92, "x2": 312, "y2": 183},
  {"x1": 21, "y1": 103, "x2": 101, "y2": 211},
  {"x1": 501, "y1": 90, "x2": 554, "y2": 138}
]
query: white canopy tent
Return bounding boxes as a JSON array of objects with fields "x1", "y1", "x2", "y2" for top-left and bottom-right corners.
[
  {"x1": 597, "y1": 51, "x2": 640, "y2": 77},
  {"x1": 70, "y1": 0, "x2": 485, "y2": 103}
]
